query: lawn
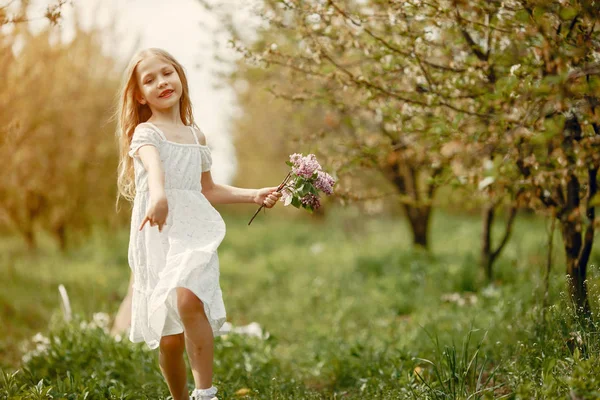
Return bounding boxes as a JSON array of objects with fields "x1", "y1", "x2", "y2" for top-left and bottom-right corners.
[{"x1": 2, "y1": 209, "x2": 600, "y2": 399}]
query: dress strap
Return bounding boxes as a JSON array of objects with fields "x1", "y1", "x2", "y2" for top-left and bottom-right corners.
[{"x1": 189, "y1": 126, "x2": 201, "y2": 146}]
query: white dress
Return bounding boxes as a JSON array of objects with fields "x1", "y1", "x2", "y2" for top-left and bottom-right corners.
[{"x1": 127, "y1": 122, "x2": 227, "y2": 349}]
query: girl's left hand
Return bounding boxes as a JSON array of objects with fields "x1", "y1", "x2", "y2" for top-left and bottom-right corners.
[{"x1": 254, "y1": 187, "x2": 282, "y2": 208}]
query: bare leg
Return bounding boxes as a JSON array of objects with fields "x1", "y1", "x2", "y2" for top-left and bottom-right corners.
[
  {"x1": 110, "y1": 272, "x2": 134, "y2": 336},
  {"x1": 159, "y1": 333, "x2": 189, "y2": 400},
  {"x1": 176, "y1": 288, "x2": 214, "y2": 390}
]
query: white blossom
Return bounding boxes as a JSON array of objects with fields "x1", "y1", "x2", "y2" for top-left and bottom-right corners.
[
  {"x1": 375, "y1": 108, "x2": 383, "y2": 123},
  {"x1": 510, "y1": 64, "x2": 521, "y2": 76},
  {"x1": 441, "y1": 292, "x2": 478, "y2": 306},
  {"x1": 220, "y1": 322, "x2": 269, "y2": 339},
  {"x1": 388, "y1": 10, "x2": 396, "y2": 26},
  {"x1": 424, "y1": 25, "x2": 441, "y2": 41},
  {"x1": 310, "y1": 243, "x2": 324, "y2": 254},
  {"x1": 21, "y1": 333, "x2": 51, "y2": 363},
  {"x1": 306, "y1": 13, "x2": 321, "y2": 24},
  {"x1": 478, "y1": 176, "x2": 495, "y2": 190},
  {"x1": 381, "y1": 54, "x2": 393, "y2": 67},
  {"x1": 482, "y1": 285, "x2": 501, "y2": 298},
  {"x1": 454, "y1": 50, "x2": 469, "y2": 63},
  {"x1": 32, "y1": 332, "x2": 50, "y2": 346},
  {"x1": 92, "y1": 312, "x2": 110, "y2": 331}
]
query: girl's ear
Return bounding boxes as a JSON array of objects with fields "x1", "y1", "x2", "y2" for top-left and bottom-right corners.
[{"x1": 135, "y1": 90, "x2": 147, "y2": 105}]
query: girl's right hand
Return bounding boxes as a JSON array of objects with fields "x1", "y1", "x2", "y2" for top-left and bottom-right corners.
[{"x1": 139, "y1": 196, "x2": 169, "y2": 232}]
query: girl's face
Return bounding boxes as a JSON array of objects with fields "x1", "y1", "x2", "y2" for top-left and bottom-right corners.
[{"x1": 135, "y1": 55, "x2": 183, "y2": 111}]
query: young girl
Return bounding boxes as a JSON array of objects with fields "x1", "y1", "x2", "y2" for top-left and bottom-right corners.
[{"x1": 116, "y1": 48, "x2": 281, "y2": 400}]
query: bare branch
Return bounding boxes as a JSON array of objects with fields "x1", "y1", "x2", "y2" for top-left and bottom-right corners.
[
  {"x1": 454, "y1": 6, "x2": 488, "y2": 61},
  {"x1": 327, "y1": 0, "x2": 467, "y2": 74},
  {"x1": 491, "y1": 193, "x2": 521, "y2": 261},
  {"x1": 568, "y1": 62, "x2": 600, "y2": 80}
]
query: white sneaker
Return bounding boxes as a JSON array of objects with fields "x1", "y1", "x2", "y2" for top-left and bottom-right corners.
[{"x1": 190, "y1": 386, "x2": 218, "y2": 400}]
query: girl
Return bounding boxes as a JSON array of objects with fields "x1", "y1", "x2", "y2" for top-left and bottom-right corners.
[{"x1": 116, "y1": 48, "x2": 281, "y2": 400}]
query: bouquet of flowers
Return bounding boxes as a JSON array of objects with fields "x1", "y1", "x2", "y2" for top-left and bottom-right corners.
[{"x1": 248, "y1": 153, "x2": 336, "y2": 225}]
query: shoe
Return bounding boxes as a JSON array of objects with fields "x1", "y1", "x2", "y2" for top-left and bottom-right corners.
[{"x1": 190, "y1": 386, "x2": 218, "y2": 400}]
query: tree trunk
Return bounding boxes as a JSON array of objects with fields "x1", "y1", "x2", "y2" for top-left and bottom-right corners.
[
  {"x1": 481, "y1": 204, "x2": 495, "y2": 281},
  {"x1": 561, "y1": 219, "x2": 591, "y2": 317},
  {"x1": 543, "y1": 214, "x2": 556, "y2": 312},
  {"x1": 480, "y1": 201, "x2": 518, "y2": 282},
  {"x1": 404, "y1": 204, "x2": 431, "y2": 249},
  {"x1": 384, "y1": 150, "x2": 438, "y2": 251},
  {"x1": 22, "y1": 228, "x2": 36, "y2": 251},
  {"x1": 55, "y1": 223, "x2": 68, "y2": 253},
  {"x1": 558, "y1": 116, "x2": 594, "y2": 319}
]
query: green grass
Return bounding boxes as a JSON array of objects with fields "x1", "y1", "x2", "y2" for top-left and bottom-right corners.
[{"x1": 2, "y1": 208, "x2": 600, "y2": 399}]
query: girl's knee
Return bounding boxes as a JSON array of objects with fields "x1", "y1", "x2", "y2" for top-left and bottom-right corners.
[
  {"x1": 176, "y1": 288, "x2": 207, "y2": 319},
  {"x1": 159, "y1": 333, "x2": 185, "y2": 355}
]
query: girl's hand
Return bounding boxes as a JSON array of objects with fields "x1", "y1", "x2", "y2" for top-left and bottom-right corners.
[
  {"x1": 254, "y1": 187, "x2": 282, "y2": 208},
  {"x1": 139, "y1": 196, "x2": 169, "y2": 232}
]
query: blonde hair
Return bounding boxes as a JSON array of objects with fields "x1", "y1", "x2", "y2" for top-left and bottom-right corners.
[{"x1": 115, "y1": 48, "x2": 195, "y2": 206}]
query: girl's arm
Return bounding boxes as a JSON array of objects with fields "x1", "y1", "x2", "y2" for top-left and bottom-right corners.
[
  {"x1": 201, "y1": 171, "x2": 281, "y2": 206},
  {"x1": 137, "y1": 145, "x2": 169, "y2": 230}
]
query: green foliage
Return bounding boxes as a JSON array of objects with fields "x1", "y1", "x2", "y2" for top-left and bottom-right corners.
[
  {"x1": 0, "y1": 320, "x2": 319, "y2": 399},
  {"x1": 12, "y1": 321, "x2": 167, "y2": 400},
  {"x1": 414, "y1": 330, "x2": 504, "y2": 399},
  {"x1": 2, "y1": 212, "x2": 600, "y2": 398}
]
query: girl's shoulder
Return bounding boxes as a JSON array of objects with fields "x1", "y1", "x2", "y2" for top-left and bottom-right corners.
[
  {"x1": 135, "y1": 121, "x2": 156, "y2": 133},
  {"x1": 133, "y1": 122, "x2": 164, "y2": 139}
]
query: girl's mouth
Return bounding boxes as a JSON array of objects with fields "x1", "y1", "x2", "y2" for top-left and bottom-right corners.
[{"x1": 159, "y1": 90, "x2": 174, "y2": 98}]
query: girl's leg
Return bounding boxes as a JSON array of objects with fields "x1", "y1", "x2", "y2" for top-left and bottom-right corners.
[
  {"x1": 159, "y1": 333, "x2": 189, "y2": 400},
  {"x1": 176, "y1": 288, "x2": 214, "y2": 390},
  {"x1": 110, "y1": 272, "x2": 134, "y2": 336}
]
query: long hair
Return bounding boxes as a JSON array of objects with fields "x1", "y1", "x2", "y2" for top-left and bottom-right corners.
[{"x1": 115, "y1": 48, "x2": 195, "y2": 207}]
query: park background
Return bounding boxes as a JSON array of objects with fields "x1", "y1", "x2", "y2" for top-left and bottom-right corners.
[{"x1": 1, "y1": 0, "x2": 600, "y2": 398}]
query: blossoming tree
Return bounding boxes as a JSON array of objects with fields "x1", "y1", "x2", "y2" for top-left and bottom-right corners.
[{"x1": 203, "y1": 0, "x2": 599, "y2": 315}]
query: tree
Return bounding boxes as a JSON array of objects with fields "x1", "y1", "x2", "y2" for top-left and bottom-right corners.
[
  {"x1": 0, "y1": 4, "x2": 122, "y2": 250},
  {"x1": 1, "y1": 0, "x2": 66, "y2": 27},
  {"x1": 204, "y1": 0, "x2": 460, "y2": 249},
  {"x1": 206, "y1": 0, "x2": 599, "y2": 314},
  {"x1": 434, "y1": 0, "x2": 600, "y2": 314}
]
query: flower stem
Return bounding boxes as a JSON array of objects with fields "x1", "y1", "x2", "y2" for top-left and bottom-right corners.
[{"x1": 248, "y1": 172, "x2": 292, "y2": 226}]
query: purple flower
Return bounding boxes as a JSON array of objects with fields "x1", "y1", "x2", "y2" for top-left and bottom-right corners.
[
  {"x1": 314, "y1": 170, "x2": 335, "y2": 195},
  {"x1": 289, "y1": 153, "x2": 303, "y2": 167},
  {"x1": 301, "y1": 193, "x2": 321, "y2": 210},
  {"x1": 293, "y1": 154, "x2": 321, "y2": 179}
]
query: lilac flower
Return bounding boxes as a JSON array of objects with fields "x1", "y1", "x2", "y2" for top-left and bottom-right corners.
[
  {"x1": 249, "y1": 152, "x2": 334, "y2": 225},
  {"x1": 314, "y1": 170, "x2": 335, "y2": 195},
  {"x1": 293, "y1": 154, "x2": 321, "y2": 179},
  {"x1": 280, "y1": 186, "x2": 294, "y2": 206},
  {"x1": 301, "y1": 193, "x2": 321, "y2": 210},
  {"x1": 289, "y1": 153, "x2": 303, "y2": 167}
]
